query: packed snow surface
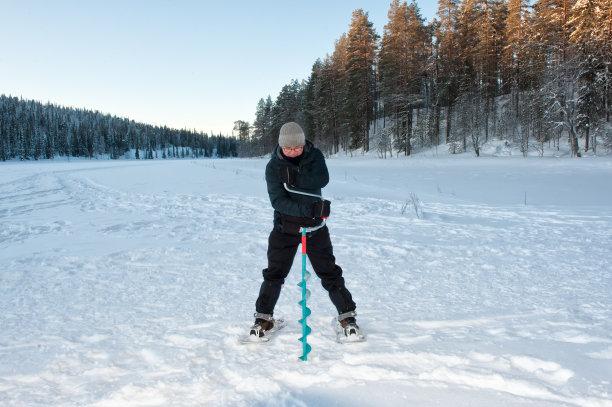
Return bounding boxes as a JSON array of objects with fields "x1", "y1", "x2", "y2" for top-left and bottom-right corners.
[{"x1": 1, "y1": 153, "x2": 611, "y2": 406}]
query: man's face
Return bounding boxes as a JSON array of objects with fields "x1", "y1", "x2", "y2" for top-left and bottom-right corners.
[{"x1": 281, "y1": 145, "x2": 304, "y2": 158}]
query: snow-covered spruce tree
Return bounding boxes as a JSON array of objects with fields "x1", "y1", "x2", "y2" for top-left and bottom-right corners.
[
  {"x1": 542, "y1": 54, "x2": 583, "y2": 156},
  {"x1": 373, "y1": 125, "x2": 393, "y2": 158},
  {"x1": 569, "y1": 0, "x2": 610, "y2": 153},
  {"x1": 526, "y1": 89, "x2": 556, "y2": 156},
  {"x1": 455, "y1": 89, "x2": 484, "y2": 156}
]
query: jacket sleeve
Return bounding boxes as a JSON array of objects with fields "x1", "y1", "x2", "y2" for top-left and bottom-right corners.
[
  {"x1": 265, "y1": 159, "x2": 311, "y2": 218},
  {"x1": 296, "y1": 148, "x2": 329, "y2": 190}
]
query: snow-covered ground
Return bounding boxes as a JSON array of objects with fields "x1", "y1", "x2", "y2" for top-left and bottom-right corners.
[{"x1": 1, "y1": 152, "x2": 611, "y2": 406}]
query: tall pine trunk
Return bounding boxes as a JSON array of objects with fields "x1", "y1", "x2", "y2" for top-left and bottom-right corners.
[
  {"x1": 446, "y1": 103, "x2": 452, "y2": 144},
  {"x1": 406, "y1": 107, "x2": 413, "y2": 156}
]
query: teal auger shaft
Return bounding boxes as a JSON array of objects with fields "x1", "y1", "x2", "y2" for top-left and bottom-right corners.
[
  {"x1": 281, "y1": 184, "x2": 326, "y2": 362},
  {"x1": 298, "y1": 229, "x2": 312, "y2": 361}
]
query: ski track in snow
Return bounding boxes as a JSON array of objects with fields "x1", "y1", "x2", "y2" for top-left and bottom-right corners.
[{"x1": 0, "y1": 157, "x2": 611, "y2": 407}]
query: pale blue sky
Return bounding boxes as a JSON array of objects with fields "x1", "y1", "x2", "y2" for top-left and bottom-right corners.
[{"x1": 1, "y1": 1, "x2": 437, "y2": 136}]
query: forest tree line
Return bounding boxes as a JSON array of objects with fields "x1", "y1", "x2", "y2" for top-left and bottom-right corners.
[
  {"x1": 0, "y1": 94, "x2": 238, "y2": 161},
  {"x1": 236, "y1": 0, "x2": 612, "y2": 157}
]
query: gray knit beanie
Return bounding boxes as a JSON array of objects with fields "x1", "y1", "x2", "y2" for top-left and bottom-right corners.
[{"x1": 278, "y1": 122, "x2": 305, "y2": 147}]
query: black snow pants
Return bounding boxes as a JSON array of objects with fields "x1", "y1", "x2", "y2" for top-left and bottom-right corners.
[{"x1": 255, "y1": 226, "x2": 356, "y2": 316}]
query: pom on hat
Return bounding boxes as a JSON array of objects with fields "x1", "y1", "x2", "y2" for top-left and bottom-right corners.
[{"x1": 278, "y1": 122, "x2": 305, "y2": 147}]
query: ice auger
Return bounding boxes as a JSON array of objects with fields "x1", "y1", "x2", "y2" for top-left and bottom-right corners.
[{"x1": 284, "y1": 183, "x2": 327, "y2": 361}]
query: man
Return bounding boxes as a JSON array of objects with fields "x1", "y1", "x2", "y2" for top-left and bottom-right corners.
[{"x1": 249, "y1": 122, "x2": 360, "y2": 339}]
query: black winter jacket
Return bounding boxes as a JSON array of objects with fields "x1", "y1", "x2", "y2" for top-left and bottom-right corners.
[{"x1": 265, "y1": 141, "x2": 329, "y2": 233}]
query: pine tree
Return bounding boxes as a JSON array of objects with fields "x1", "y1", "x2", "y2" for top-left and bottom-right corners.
[
  {"x1": 330, "y1": 34, "x2": 350, "y2": 153},
  {"x1": 531, "y1": 0, "x2": 575, "y2": 70},
  {"x1": 303, "y1": 60, "x2": 323, "y2": 146},
  {"x1": 0, "y1": 119, "x2": 5, "y2": 162},
  {"x1": 233, "y1": 120, "x2": 250, "y2": 156},
  {"x1": 316, "y1": 56, "x2": 338, "y2": 154},
  {"x1": 568, "y1": 0, "x2": 600, "y2": 47},
  {"x1": 473, "y1": 0, "x2": 504, "y2": 142},
  {"x1": 597, "y1": 0, "x2": 612, "y2": 123},
  {"x1": 271, "y1": 80, "x2": 303, "y2": 144},
  {"x1": 345, "y1": 9, "x2": 379, "y2": 152},
  {"x1": 497, "y1": 0, "x2": 532, "y2": 152},
  {"x1": 252, "y1": 98, "x2": 272, "y2": 154},
  {"x1": 452, "y1": 0, "x2": 480, "y2": 151},
  {"x1": 435, "y1": 0, "x2": 461, "y2": 144},
  {"x1": 569, "y1": 0, "x2": 609, "y2": 151},
  {"x1": 380, "y1": 1, "x2": 428, "y2": 155},
  {"x1": 503, "y1": 0, "x2": 531, "y2": 99}
]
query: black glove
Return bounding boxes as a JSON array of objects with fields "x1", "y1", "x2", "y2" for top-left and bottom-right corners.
[
  {"x1": 279, "y1": 164, "x2": 297, "y2": 185},
  {"x1": 311, "y1": 199, "x2": 331, "y2": 218}
]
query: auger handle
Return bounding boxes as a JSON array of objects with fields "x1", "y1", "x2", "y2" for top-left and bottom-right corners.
[{"x1": 283, "y1": 183, "x2": 324, "y2": 200}]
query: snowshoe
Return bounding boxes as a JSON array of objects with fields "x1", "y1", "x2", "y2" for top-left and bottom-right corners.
[
  {"x1": 238, "y1": 313, "x2": 286, "y2": 344},
  {"x1": 333, "y1": 311, "x2": 366, "y2": 343}
]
